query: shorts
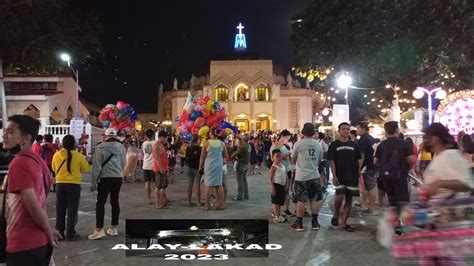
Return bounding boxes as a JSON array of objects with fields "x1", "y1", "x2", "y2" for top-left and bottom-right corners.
[
  {"x1": 362, "y1": 170, "x2": 378, "y2": 191},
  {"x1": 271, "y1": 183, "x2": 286, "y2": 206},
  {"x1": 143, "y1": 170, "x2": 156, "y2": 182},
  {"x1": 155, "y1": 172, "x2": 169, "y2": 189},
  {"x1": 286, "y1": 171, "x2": 292, "y2": 180},
  {"x1": 335, "y1": 185, "x2": 360, "y2": 197},
  {"x1": 187, "y1": 168, "x2": 199, "y2": 180},
  {"x1": 293, "y1": 179, "x2": 323, "y2": 203},
  {"x1": 382, "y1": 176, "x2": 410, "y2": 206}
]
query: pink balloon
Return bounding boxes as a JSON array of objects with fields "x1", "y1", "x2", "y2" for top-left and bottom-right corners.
[{"x1": 116, "y1": 101, "x2": 129, "y2": 110}]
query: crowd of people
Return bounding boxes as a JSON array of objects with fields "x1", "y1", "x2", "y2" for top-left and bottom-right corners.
[{"x1": 0, "y1": 113, "x2": 473, "y2": 264}]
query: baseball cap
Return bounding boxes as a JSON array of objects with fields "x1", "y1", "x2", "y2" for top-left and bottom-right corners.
[{"x1": 105, "y1": 128, "x2": 117, "y2": 137}]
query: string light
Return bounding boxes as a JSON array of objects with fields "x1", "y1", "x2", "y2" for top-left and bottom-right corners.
[
  {"x1": 332, "y1": 98, "x2": 336, "y2": 102},
  {"x1": 370, "y1": 91, "x2": 375, "y2": 94},
  {"x1": 330, "y1": 87, "x2": 334, "y2": 91},
  {"x1": 411, "y1": 100, "x2": 416, "y2": 103},
  {"x1": 379, "y1": 100, "x2": 383, "y2": 103},
  {"x1": 395, "y1": 87, "x2": 400, "y2": 91},
  {"x1": 364, "y1": 94, "x2": 367, "y2": 98},
  {"x1": 371, "y1": 98, "x2": 376, "y2": 102},
  {"x1": 403, "y1": 90, "x2": 408, "y2": 94},
  {"x1": 335, "y1": 90, "x2": 339, "y2": 94},
  {"x1": 385, "y1": 84, "x2": 391, "y2": 89}
]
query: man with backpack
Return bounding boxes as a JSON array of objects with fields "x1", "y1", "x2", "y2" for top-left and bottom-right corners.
[
  {"x1": 88, "y1": 128, "x2": 126, "y2": 240},
  {"x1": 374, "y1": 121, "x2": 415, "y2": 234}
]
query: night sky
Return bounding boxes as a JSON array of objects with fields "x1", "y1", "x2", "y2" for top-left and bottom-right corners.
[{"x1": 80, "y1": 0, "x2": 311, "y2": 112}]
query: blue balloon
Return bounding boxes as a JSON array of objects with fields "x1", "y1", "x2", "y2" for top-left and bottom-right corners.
[
  {"x1": 175, "y1": 116, "x2": 180, "y2": 123},
  {"x1": 181, "y1": 133, "x2": 191, "y2": 142},
  {"x1": 131, "y1": 114, "x2": 138, "y2": 121},
  {"x1": 220, "y1": 120, "x2": 238, "y2": 134},
  {"x1": 213, "y1": 101, "x2": 221, "y2": 110},
  {"x1": 103, "y1": 120, "x2": 110, "y2": 128},
  {"x1": 190, "y1": 111, "x2": 202, "y2": 121}
]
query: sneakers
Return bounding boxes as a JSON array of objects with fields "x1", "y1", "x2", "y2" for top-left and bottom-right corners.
[
  {"x1": 289, "y1": 222, "x2": 304, "y2": 232},
  {"x1": 284, "y1": 209, "x2": 294, "y2": 216},
  {"x1": 88, "y1": 229, "x2": 106, "y2": 240},
  {"x1": 106, "y1": 227, "x2": 118, "y2": 236},
  {"x1": 273, "y1": 215, "x2": 287, "y2": 223},
  {"x1": 311, "y1": 220, "x2": 321, "y2": 231}
]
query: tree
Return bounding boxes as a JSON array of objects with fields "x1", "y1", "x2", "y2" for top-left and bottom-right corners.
[
  {"x1": 291, "y1": 0, "x2": 473, "y2": 91},
  {"x1": 0, "y1": 0, "x2": 103, "y2": 75}
]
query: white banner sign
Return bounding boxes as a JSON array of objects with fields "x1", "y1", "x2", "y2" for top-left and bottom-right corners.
[
  {"x1": 70, "y1": 118, "x2": 84, "y2": 139},
  {"x1": 332, "y1": 104, "x2": 350, "y2": 127}
]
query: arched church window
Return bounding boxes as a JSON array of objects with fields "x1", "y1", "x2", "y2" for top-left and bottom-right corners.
[
  {"x1": 67, "y1": 105, "x2": 74, "y2": 119},
  {"x1": 51, "y1": 106, "x2": 62, "y2": 123},
  {"x1": 214, "y1": 85, "x2": 229, "y2": 102},
  {"x1": 234, "y1": 84, "x2": 249, "y2": 102},
  {"x1": 255, "y1": 85, "x2": 270, "y2": 101},
  {"x1": 23, "y1": 104, "x2": 40, "y2": 118}
]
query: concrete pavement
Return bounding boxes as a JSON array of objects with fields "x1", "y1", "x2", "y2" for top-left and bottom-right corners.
[{"x1": 47, "y1": 166, "x2": 408, "y2": 266}]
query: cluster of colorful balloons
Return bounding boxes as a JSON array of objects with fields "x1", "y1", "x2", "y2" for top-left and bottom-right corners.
[
  {"x1": 176, "y1": 92, "x2": 238, "y2": 141},
  {"x1": 99, "y1": 101, "x2": 139, "y2": 133}
]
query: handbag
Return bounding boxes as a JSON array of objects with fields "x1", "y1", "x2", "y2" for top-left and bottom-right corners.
[{"x1": 0, "y1": 177, "x2": 8, "y2": 263}]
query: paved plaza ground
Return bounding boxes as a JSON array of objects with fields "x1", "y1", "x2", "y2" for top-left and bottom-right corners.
[{"x1": 47, "y1": 166, "x2": 414, "y2": 266}]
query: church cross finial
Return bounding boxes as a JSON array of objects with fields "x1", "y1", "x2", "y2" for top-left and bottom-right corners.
[{"x1": 237, "y1": 23, "x2": 244, "y2": 35}]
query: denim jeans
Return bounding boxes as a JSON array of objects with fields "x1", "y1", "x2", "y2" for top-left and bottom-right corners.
[
  {"x1": 55, "y1": 183, "x2": 81, "y2": 238},
  {"x1": 236, "y1": 170, "x2": 248, "y2": 199},
  {"x1": 96, "y1": 178, "x2": 122, "y2": 228}
]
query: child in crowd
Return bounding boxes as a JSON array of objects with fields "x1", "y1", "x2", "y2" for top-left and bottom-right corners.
[
  {"x1": 179, "y1": 141, "x2": 188, "y2": 174},
  {"x1": 269, "y1": 149, "x2": 287, "y2": 223}
]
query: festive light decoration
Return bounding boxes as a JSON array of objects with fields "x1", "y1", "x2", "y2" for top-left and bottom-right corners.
[
  {"x1": 234, "y1": 23, "x2": 247, "y2": 50},
  {"x1": 437, "y1": 90, "x2": 474, "y2": 135},
  {"x1": 293, "y1": 67, "x2": 331, "y2": 82},
  {"x1": 413, "y1": 86, "x2": 446, "y2": 125}
]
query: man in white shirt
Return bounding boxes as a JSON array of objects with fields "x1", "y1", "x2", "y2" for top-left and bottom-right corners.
[
  {"x1": 142, "y1": 129, "x2": 157, "y2": 204},
  {"x1": 289, "y1": 123, "x2": 324, "y2": 232}
]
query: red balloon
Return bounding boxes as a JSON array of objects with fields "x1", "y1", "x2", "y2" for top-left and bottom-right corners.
[
  {"x1": 201, "y1": 109, "x2": 210, "y2": 118},
  {"x1": 194, "y1": 117, "x2": 206, "y2": 127},
  {"x1": 191, "y1": 126, "x2": 199, "y2": 134},
  {"x1": 99, "y1": 112, "x2": 109, "y2": 122},
  {"x1": 206, "y1": 116, "x2": 218, "y2": 126}
]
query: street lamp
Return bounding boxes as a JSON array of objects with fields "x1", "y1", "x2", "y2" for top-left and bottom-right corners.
[
  {"x1": 336, "y1": 73, "x2": 352, "y2": 105},
  {"x1": 412, "y1": 86, "x2": 446, "y2": 125},
  {"x1": 60, "y1": 53, "x2": 80, "y2": 118}
]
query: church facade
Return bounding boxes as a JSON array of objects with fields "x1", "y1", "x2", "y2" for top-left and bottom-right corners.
[
  {"x1": 159, "y1": 59, "x2": 318, "y2": 132},
  {"x1": 158, "y1": 23, "x2": 321, "y2": 133}
]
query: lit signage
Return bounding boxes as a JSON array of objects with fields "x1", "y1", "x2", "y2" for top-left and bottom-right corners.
[{"x1": 234, "y1": 23, "x2": 247, "y2": 50}]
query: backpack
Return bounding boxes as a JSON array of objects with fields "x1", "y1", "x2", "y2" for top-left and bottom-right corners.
[
  {"x1": 40, "y1": 144, "x2": 52, "y2": 160},
  {"x1": 379, "y1": 146, "x2": 402, "y2": 180}
]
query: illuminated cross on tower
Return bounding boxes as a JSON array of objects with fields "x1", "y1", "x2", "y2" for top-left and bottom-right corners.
[
  {"x1": 234, "y1": 23, "x2": 247, "y2": 50},
  {"x1": 237, "y1": 23, "x2": 244, "y2": 35}
]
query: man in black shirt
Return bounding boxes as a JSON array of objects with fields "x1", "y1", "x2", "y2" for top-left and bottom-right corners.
[
  {"x1": 356, "y1": 122, "x2": 378, "y2": 214},
  {"x1": 374, "y1": 121, "x2": 415, "y2": 207},
  {"x1": 328, "y1": 122, "x2": 362, "y2": 232}
]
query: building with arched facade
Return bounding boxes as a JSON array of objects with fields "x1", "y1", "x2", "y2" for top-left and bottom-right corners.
[
  {"x1": 159, "y1": 59, "x2": 318, "y2": 132},
  {"x1": 2, "y1": 76, "x2": 100, "y2": 127}
]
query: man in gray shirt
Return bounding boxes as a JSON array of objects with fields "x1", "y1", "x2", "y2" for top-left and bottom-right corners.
[{"x1": 289, "y1": 123, "x2": 324, "y2": 232}]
